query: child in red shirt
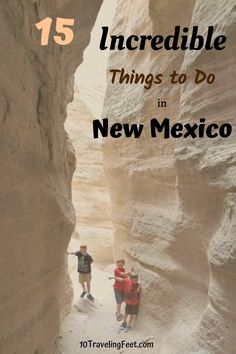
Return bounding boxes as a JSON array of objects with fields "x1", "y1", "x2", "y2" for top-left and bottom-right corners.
[
  {"x1": 112, "y1": 259, "x2": 130, "y2": 321},
  {"x1": 114, "y1": 272, "x2": 141, "y2": 332}
]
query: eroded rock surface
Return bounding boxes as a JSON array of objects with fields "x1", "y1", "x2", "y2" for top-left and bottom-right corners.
[
  {"x1": 65, "y1": 87, "x2": 113, "y2": 262},
  {"x1": 102, "y1": 1, "x2": 236, "y2": 353},
  {"x1": 0, "y1": 1, "x2": 102, "y2": 353}
]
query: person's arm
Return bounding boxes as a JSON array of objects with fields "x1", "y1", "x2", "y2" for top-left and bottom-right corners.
[
  {"x1": 115, "y1": 268, "x2": 130, "y2": 278},
  {"x1": 89, "y1": 255, "x2": 93, "y2": 263},
  {"x1": 109, "y1": 276, "x2": 124, "y2": 282},
  {"x1": 67, "y1": 251, "x2": 76, "y2": 255}
]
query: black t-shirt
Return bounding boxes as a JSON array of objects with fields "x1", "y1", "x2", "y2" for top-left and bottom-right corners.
[{"x1": 75, "y1": 251, "x2": 93, "y2": 274}]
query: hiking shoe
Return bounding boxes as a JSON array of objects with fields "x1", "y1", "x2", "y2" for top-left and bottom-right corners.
[
  {"x1": 124, "y1": 326, "x2": 131, "y2": 333},
  {"x1": 120, "y1": 321, "x2": 127, "y2": 330},
  {"x1": 87, "y1": 294, "x2": 94, "y2": 301},
  {"x1": 80, "y1": 291, "x2": 87, "y2": 298},
  {"x1": 116, "y1": 313, "x2": 123, "y2": 321}
]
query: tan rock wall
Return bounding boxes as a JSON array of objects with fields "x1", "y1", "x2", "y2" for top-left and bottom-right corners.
[
  {"x1": 65, "y1": 87, "x2": 113, "y2": 262},
  {"x1": 0, "y1": 1, "x2": 102, "y2": 353},
  {"x1": 103, "y1": 1, "x2": 236, "y2": 353}
]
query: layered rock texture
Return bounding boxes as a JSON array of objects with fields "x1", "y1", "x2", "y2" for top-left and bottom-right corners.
[
  {"x1": 65, "y1": 87, "x2": 113, "y2": 262},
  {"x1": 0, "y1": 1, "x2": 102, "y2": 353},
  {"x1": 103, "y1": 0, "x2": 236, "y2": 353}
]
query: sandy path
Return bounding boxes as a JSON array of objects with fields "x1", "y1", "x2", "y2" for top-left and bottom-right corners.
[{"x1": 56, "y1": 240, "x2": 157, "y2": 354}]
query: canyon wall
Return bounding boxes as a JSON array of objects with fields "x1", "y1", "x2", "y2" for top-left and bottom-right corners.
[
  {"x1": 65, "y1": 87, "x2": 113, "y2": 262},
  {"x1": 0, "y1": 1, "x2": 102, "y2": 354},
  {"x1": 102, "y1": 0, "x2": 236, "y2": 353}
]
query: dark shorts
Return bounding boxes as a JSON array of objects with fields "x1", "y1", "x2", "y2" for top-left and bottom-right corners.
[
  {"x1": 114, "y1": 289, "x2": 124, "y2": 305},
  {"x1": 125, "y1": 304, "x2": 139, "y2": 315}
]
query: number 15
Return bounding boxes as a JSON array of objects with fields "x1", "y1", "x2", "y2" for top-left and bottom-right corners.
[{"x1": 35, "y1": 17, "x2": 75, "y2": 46}]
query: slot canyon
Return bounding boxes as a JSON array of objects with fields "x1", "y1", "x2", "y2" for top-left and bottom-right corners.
[{"x1": 0, "y1": 1, "x2": 236, "y2": 354}]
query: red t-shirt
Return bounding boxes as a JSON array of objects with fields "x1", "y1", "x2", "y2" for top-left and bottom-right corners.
[
  {"x1": 113, "y1": 267, "x2": 125, "y2": 291},
  {"x1": 124, "y1": 279, "x2": 139, "y2": 305}
]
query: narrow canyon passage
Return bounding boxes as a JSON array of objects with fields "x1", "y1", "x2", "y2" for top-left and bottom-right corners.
[
  {"x1": 58, "y1": 85, "x2": 156, "y2": 352},
  {"x1": 55, "y1": 1, "x2": 156, "y2": 352},
  {"x1": 56, "y1": 3, "x2": 157, "y2": 353},
  {"x1": 57, "y1": 0, "x2": 236, "y2": 352}
]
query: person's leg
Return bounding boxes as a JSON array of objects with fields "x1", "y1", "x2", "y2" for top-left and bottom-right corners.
[
  {"x1": 117, "y1": 302, "x2": 121, "y2": 314},
  {"x1": 119, "y1": 291, "x2": 124, "y2": 316},
  {"x1": 116, "y1": 303, "x2": 122, "y2": 320},
  {"x1": 79, "y1": 274, "x2": 87, "y2": 298},
  {"x1": 81, "y1": 282, "x2": 86, "y2": 291},
  {"x1": 123, "y1": 313, "x2": 128, "y2": 323},
  {"x1": 127, "y1": 314, "x2": 134, "y2": 327},
  {"x1": 130, "y1": 314, "x2": 136, "y2": 327},
  {"x1": 124, "y1": 314, "x2": 131, "y2": 332},
  {"x1": 115, "y1": 291, "x2": 123, "y2": 321},
  {"x1": 86, "y1": 273, "x2": 92, "y2": 294},
  {"x1": 121, "y1": 305, "x2": 129, "y2": 329},
  {"x1": 80, "y1": 282, "x2": 87, "y2": 297},
  {"x1": 126, "y1": 305, "x2": 138, "y2": 329},
  {"x1": 86, "y1": 280, "x2": 91, "y2": 294},
  {"x1": 86, "y1": 273, "x2": 94, "y2": 301}
]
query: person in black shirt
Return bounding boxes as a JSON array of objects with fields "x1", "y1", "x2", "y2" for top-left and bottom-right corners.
[{"x1": 67, "y1": 244, "x2": 94, "y2": 301}]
